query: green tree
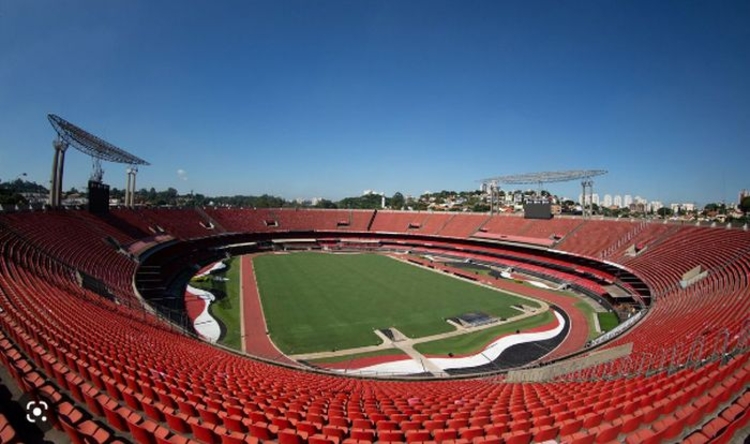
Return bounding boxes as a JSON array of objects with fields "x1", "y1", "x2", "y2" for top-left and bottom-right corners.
[
  {"x1": 0, "y1": 190, "x2": 26, "y2": 205},
  {"x1": 657, "y1": 207, "x2": 673, "y2": 218},
  {"x1": 338, "y1": 193, "x2": 382, "y2": 209},
  {"x1": 740, "y1": 196, "x2": 750, "y2": 217},
  {"x1": 0, "y1": 177, "x2": 47, "y2": 205},
  {"x1": 390, "y1": 192, "x2": 405, "y2": 210},
  {"x1": 413, "y1": 201, "x2": 429, "y2": 211},
  {"x1": 473, "y1": 203, "x2": 491, "y2": 212},
  {"x1": 109, "y1": 187, "x2": 124, "y2": 200},
  {"x1": 703, "y1": 203, "x2": 719, "y2": 213},
  {"x1": 314, "y1": 199, "x2": 337, "y2": 209},
  {"x1": 193, "y1": 193, "x2": 207, "y2": 206}
]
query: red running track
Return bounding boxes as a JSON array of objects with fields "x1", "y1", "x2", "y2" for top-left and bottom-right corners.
[
  {"x1": 486, "y1": 278, "x2": 590, "y2": 361},
  {"x1": 240, "y1": 254, "x2": 296, "y2": 364}
]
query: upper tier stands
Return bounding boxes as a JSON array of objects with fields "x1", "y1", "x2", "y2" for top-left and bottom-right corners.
[
  {"x1": 0, "y1": 208, "x2": 748, "y2": 444},
  {"x1": 204, "y1": 208, "x2": 375, "y2": 233},
  {"x1": 602, "y1": 222, "x2": 679, "y2": 261},
  {"x1": 369, "y1": 211, "x2": 432, "y2": 233},
  {"x1": 436, "y1": 213, "x2": 490, "y2": 238},
  {"x1": 136, "y1": 208, "x2": 218, "y2": 239},
  {"x1": 475, "y1": 215, "x2": 583, "y2": 243},
  {"x1": 555, "y1": 220, "x2": 637, "y2": 258},
  {"x1": 623, "y1": 226, "x2": 750, "y2": 297},
  {"x1": 0, "y1": 210, "x2": 138, "y2": 302}
]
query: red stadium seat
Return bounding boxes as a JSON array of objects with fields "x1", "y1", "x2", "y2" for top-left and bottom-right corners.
[{"x1": 1, "y1": 209, "x2": 749, "y2": 444}]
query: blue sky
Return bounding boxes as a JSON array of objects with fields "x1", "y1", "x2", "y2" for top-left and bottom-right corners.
[{"x1": 1, "y1": 1, "x2": 748, "y2": 204}]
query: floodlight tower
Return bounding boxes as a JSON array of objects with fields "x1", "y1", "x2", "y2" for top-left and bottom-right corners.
[
  {"x1": 481, "y1": 169, "x2": 607, "y2": 219},
  {"x1": 47, "y1": 115, "x2": 149, "y2": 212}
]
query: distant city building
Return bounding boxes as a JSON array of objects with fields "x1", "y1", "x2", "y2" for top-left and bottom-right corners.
[
  {"x1": 592, "y1": 193, "x2": 600, "y2": 205},
  {"x1": 740, "y1": 189, "x2": 749, "y2": 205},
  {"x1": 603, "y1": 194, "x2": 613, "y2": 207},
  {"x1": 648, "y1": 201, "x2": 663, "y2": 212},
  {"x1": 683, "y1": 203, "x2": 695, "y2": 212},
  {"x1": 21, "y1": 192, "x2": 48, "y2": 205},
  {"x1": 624, "y1": 195, "x2": 633, "y2": 207},
  {"x1": 613, "y1": 195, "x2": 623, "y2": 208}
]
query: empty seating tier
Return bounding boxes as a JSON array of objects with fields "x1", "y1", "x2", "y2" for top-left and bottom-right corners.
[{"x1": 0, "y1": 208, "x2": 748, "y2": 443}]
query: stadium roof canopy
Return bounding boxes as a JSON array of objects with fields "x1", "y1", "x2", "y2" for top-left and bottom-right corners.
[
  {"x1": 481, "y1": 169, "x2": 607, "y2": 185},
  {"x1": 48, "y1": 114, "x2": 149, "y2": 165}
]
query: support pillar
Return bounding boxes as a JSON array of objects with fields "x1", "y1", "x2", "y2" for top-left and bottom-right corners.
[
  {"x1": 490, "y1": 182, "x2": 495, "y2": 215},
  {"x1": 56, "y1": 147, "x2": 66, "y2": 205},
  {"x1": 130, "y1": 169, "x2": 137, "y2": 207},
  {"x1": 580, "y1": 179, "x2": 594, "y2": 219},
  {"x1": 580, "y1": 180, "x2": 587, "y2": 219},
  {"x1": 49, "y1": 138, "x2": 68, "y2": 208},
  {"x1": 49, "y1": 147, "x2": 60, "y2": 207},
  {"x1": 125, "y1": 169, "x2": 132, "y2": 207}
]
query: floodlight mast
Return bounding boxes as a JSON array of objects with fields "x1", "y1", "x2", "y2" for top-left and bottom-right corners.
[
  {"x1": 479, "y1": 169, "x2": 607, "y2": 218},
  {"x1": 46, "y1": 115, "x2": 149, "y2": 208}
]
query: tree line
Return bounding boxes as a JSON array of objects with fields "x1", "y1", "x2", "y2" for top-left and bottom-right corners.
[{"x1": 2, "y1": 178, "x2": 749, "y2": 221}]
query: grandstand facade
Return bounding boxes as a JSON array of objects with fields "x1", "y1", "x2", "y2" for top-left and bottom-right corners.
[{"x1": 0, "y1": 207, "x2": 748, "y2": 443}]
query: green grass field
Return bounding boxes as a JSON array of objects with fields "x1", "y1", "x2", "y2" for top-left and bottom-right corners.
[
  {"x1": 254, "y1": 252, "x2": 538, "y2": 354},
  {"x1": 414, "y1": 310, "x2": 554, "y2": 355},
  {"x1": 574, "y1": 301, "x2": 600, "y2": 340},
  {"x1": 190, "y1": 257, "x2": 242, "y2": 350},
  {"x1": 307, "y1": 348, "x2": 407, "y2": 365},
  {"x1": 597, "y1": 312, "x2": 620, "y2": 332}
]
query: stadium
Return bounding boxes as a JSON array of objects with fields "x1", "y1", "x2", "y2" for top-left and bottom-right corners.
[
  {"x1": 2, "y1": 3, "x2": 749, "y2": 443},
  {"x1": 0, "y1": 116, "x2": 748, "y2": 444}
]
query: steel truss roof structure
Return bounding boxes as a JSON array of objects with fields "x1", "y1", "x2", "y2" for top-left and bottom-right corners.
[
  {"x1": 479, "y1": 170, "x2": 608, "y2": 218},
  {"x1": 481, "y1": 169, "x2": 607, "y2": 185},
  {"x1": 48, "y1": 114, "x2": 149, "y2": 165}
]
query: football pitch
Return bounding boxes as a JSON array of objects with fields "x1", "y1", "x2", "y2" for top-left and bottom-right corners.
[{"x1": 253, "y1": 252, "x2": 539, "y2": 354}]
